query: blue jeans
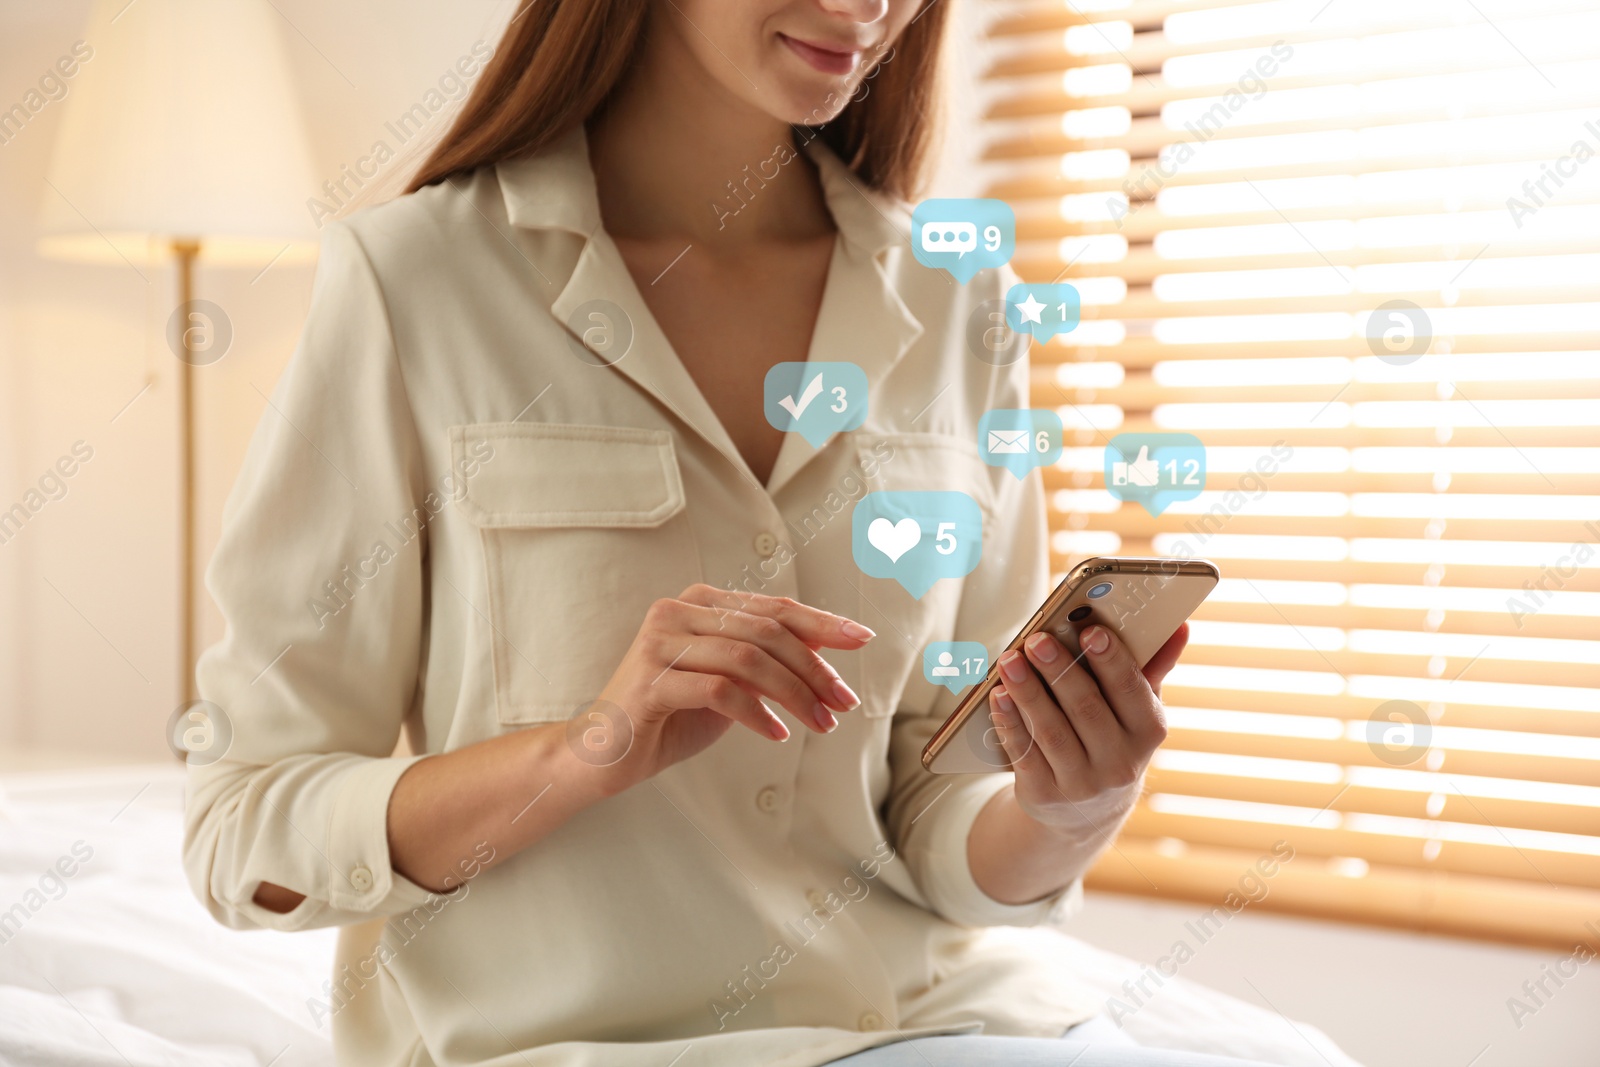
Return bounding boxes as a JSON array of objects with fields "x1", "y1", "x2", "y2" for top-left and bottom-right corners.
[{"x1": 825, "y1": 1016, "x2": 1283, "y2": 1066}]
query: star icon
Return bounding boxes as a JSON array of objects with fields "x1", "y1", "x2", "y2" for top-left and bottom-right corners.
[{"x1": 1014, "y1": 293, "x2": 1046, "y2": 325}]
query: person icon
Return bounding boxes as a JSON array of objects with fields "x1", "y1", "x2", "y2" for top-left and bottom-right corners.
[{"x1": 931, "y1": 651, "x2": 960, "y2": 678}]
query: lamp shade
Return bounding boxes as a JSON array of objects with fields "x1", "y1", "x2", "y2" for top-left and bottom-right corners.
[{"x1": 39, "y1": 0, "x2": 320, "y2": 264}]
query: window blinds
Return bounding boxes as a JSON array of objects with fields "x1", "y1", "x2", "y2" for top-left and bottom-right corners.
[{"x1": 979, "y1": 0, "x2": 1600, "y2": 946}]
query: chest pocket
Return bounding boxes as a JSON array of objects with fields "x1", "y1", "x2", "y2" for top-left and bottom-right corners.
[
  {"x1": 851, "y1": 433, "x2": 997, "y2": 719},
  {"x1": 452, "y1": 422, "x2": 702, "y2": 724}
]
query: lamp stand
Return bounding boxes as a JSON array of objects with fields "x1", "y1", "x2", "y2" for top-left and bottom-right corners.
[{"x1": 173, "y1": 237, "x2": 200, "y2": 706}]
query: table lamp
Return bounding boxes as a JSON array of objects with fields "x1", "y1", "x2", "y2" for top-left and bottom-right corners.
[{"x1": 38, "y1": 0, "x2": 321, "y2": 704}]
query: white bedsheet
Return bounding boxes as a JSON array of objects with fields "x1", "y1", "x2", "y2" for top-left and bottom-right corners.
[
  {"x1": 0, "y1": 766, "x2": 1359, "y2": 1067},
  {"x1": 0, "y1": 766, "x2": 336, "y2": 1067}
]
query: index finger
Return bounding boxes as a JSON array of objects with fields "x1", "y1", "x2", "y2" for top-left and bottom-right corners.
[
  {"x1": 1141, "y1": 622, "x2": 1189, "y2": 693},
  {"x1": 1080, "y1": 625, "x2": 1165, "y2": 742},
  {"x1": 681, "y1": 585, "x2": 874, "y2": 649}
]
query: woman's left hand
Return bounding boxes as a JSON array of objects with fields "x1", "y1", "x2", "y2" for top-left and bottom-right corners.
[{"x1": 987, "y1": 622, "x2": 1189, "y2": 836}]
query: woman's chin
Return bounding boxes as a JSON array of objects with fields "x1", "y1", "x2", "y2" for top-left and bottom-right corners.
[{"x1": 770, "y1": 86, "x2": 853, "y2": 128}]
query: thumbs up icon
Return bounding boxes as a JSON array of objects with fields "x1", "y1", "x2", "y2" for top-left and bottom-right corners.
[
  {"x1": 1104, "y1": 433, "x2": 1207, "y2": 517},
  {"x1": 1111, "y1": 445, "x2": 1160, "y2": 487}
]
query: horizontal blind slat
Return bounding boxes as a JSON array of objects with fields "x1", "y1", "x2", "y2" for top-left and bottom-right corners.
[
  {"x1": 1086, "y1": 837, "x2": 1600, "y2": 947},
  {"x1": 1120, "y1": 808, "x2": 1600, "y2": 886},
  {"x1": 1161, "y1": 728, "x2": 1600, "y2": 788},
  {"x1": 1158, "y1": 687, "x2": 1600, "y2": 739},
  {"x1": 1142, "y1": 767, "x2": 1600, "y2": 837},
  {"x1": 1027, "y1": 334, "x2": 1600, "y2": 365},
  {"x1": 1046, "y1": 552, "x2": 1600, "y2": 591}
]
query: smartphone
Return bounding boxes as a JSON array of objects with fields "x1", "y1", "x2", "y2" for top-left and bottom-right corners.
[{"x1": 920, "y1": 556, "x2": 1219, "y2": 774}]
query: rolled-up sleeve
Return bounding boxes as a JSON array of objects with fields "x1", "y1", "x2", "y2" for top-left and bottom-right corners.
[
  {"x1": 883, "y1": 328, "x2": 1085, "y2": 930},
  {"x1": 183, "y1": 221, "x2": 443, "y2": 931}
]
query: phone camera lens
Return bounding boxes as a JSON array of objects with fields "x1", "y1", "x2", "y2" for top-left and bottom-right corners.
[
  {"x1": 1087, "y1": 582, "x2": 1113, "y2": 600},
  {"x1": 1068, "y1": 605, "x2": 1093, "y2": 622}
]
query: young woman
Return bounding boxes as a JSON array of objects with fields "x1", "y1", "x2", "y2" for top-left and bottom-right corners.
[{"x1": 185, "y1": 2, "x2": 1300, "y2": 1065}]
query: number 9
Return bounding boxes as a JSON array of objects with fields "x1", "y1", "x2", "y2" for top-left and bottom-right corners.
[{"x1": 983, "y1": 225, "x2": 1001, "y2": 252}]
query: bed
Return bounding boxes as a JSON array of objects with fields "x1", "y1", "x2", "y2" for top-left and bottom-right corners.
[{"x1": 0, "y1": 765, "x2": 1360, "y2": 1067}]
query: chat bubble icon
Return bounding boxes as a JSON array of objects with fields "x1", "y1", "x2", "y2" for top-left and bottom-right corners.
[
  {"x1": 851, "y1": 491, "x2": 983, "y2": 598},
  {"x1": 1104, "y1": 433, "x2": 1206, "y2": 517},
  {"x1": 1005, "y1": 283, "x2": 1080, "y2": 343},
  {"x1": 921, "y1": 221, "x2": 977, "y2": 257},
  {"x1": 923, "y1": 641, "x2": 990, "y2": 694},
  {"x1": 978, "y1": 408, "x2": 1062, "y2": 480},
  {"x1": 763, "y1": 361, "x2": 868, "y2": 448},
  {"x1": 912, "y1": 199, "x2": 1015, "y2": 284}
]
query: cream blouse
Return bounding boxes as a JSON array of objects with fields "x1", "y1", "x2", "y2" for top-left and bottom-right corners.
[{"x1": 185, "y1": 127, "x2": 1102, "y2": 1067}]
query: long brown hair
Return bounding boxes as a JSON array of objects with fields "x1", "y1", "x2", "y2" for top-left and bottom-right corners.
[{"x1": 406, "y1": 1, "x2": 951, "y2": 201}]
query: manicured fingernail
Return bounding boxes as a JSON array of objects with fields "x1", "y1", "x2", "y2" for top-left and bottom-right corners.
[
  {"x1": 993, "y1": 688, "x2": 1017, "y2": 714},
  {"x1": 1000, "y1": 651, "x2": 1029, "y2": 683},
  {"x1": 1083, "y1": 626, "x2": 1110, "y2": 655},
  {"x1": 831, "y1": 679, "x2": 860, "y2": 710},
  {"x1": 769, "y1": 717, "x2": 791, "y2": 741},
  {"x1": 1025, "y1": 632, "x2": 1058, "y2": 664},
  {"x1": 841, "y1": 621, "x2": 875, "y2": 641},
  {"x1": 815, "y1": 703, "x2": 838, "y2": 732}
]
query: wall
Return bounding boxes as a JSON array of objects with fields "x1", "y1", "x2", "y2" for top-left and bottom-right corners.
[{"x1": 0, "y1": 0, "x2": 509, "y2": 758}]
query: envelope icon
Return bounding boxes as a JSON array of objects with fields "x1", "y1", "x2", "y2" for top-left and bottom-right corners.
[{"x1": 987, "y1": 429, "x2": 1029, "y2": 455}]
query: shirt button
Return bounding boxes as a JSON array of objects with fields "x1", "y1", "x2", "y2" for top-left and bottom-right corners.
[
  {"x1": 755, "y1": 786, "x2": 781, "y2": 813},
  {"x1": 858, "y1": 1011, "x2": 884, "y2": 1032},
  {"x1": 753, "y1": 531, "x2": 779, "y2": 558},
  {"x1": 349, "y1": 865, "x2": 374, "y2": 892}
]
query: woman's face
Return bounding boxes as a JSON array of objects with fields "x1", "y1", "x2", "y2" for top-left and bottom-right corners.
[{"x1": 656, "y1": 0, "x2": 923, "y2": 126}]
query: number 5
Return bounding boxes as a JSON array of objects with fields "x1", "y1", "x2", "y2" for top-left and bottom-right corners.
[{"x1": 935, "y1": 522, "x2": 958, "y2": 555}]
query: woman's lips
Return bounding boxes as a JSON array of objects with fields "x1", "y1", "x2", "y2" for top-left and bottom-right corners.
[{"x1": 779, "y1": 33, "x2": 860, "y2": 76}]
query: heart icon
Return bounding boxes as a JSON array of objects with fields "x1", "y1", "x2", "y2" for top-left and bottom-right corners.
[{"x1": 867, "y1": 517, "x2": 921, "y2": 563}]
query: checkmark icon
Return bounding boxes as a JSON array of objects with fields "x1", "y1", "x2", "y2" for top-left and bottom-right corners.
[
  {"x1": 777, "y1": 372, "x2": 825, "y2": 420},
  {"x1": 763, "y1": 362, "x2": 867, "y2": 447}
]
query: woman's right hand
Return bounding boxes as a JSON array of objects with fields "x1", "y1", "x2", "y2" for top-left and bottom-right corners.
[{"x1": 577, "y1": 584, "x2": 875, "y2": 795}]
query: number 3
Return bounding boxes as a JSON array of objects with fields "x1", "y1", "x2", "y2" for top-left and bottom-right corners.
[{"x1": 830, "y1": 386, "x2": 848, "y2": 413}]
